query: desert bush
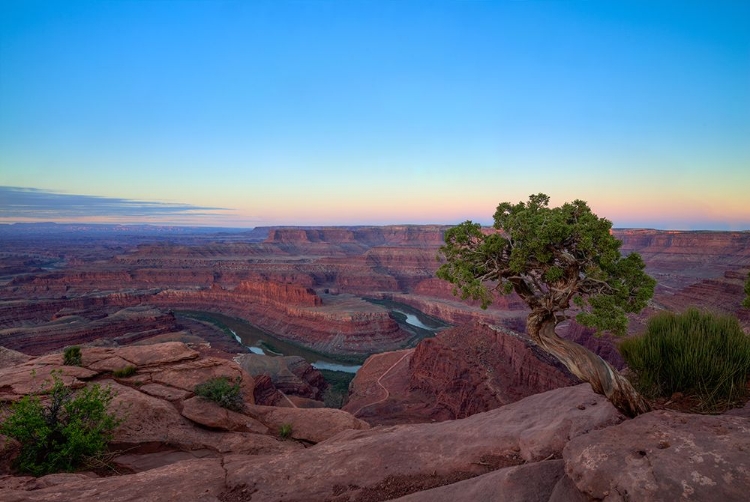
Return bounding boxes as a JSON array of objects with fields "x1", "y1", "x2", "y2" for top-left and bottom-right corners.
[
  {"x1": 112, "y1": 365, "x2": 137, "y2": 378},
  {"x1": 620, "y1": 308, "x2": 750, "y2": 412},
  {"x1": 194, "y1": 376, "x2": 244, "y2": 412},
  {"x1": 0, "y1": 375, "x2": 122, "y2": 476},
  {"x1": 279, "y1": 423, "x2": 293, "y2": 439},
  {"x1": 63, "y1": 346, "x2": 82, "y2": 366}
]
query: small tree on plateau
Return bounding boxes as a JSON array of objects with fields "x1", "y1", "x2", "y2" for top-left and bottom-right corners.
[{"x1": 437, "y1": 194, "x2": 656, "y2": 417}]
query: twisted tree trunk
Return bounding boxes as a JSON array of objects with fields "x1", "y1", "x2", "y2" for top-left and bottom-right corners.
[{"x1": 527, "y1": 311, "x2": 650, "y2": 418}]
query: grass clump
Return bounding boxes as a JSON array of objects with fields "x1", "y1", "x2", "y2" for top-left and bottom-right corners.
[
  {"x1": 279, "y1": 423, "x2": 293, "y2": 439},
  {"x1": 112, "y1": 365, "x2": 137, "y2": 378},
  {"x1": 63, "y1": 346, "x2": 82, "y2": 366},
  {"x1": 194, "y1": 376, "x2": 244, "y2": 412},
  {"x1": 0, "y1": 374, "x2": 122, "y2": 476},
  {"x1": 620, "y1": 308, "x2": 750, "y2": 413}
]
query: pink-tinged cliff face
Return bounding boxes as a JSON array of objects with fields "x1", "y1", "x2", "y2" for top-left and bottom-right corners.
[{"x1": 343, "y1": 322, "x2": 578, "y2": 425}]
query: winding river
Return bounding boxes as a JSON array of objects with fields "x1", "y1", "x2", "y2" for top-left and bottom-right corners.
[{"x1": 177, "y1": 302, "x2": 446, "y2": 375}]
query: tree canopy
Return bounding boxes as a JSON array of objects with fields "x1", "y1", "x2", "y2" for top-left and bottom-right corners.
[
  {"x1": 437, "y1": 193, "x2": 655, "y2": 336},
  {"x1": 437, "y1": 194, "x2": 656, "y2": 416}
]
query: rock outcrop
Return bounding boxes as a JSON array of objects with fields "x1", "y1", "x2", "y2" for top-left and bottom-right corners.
[
  {"x1": 563, "y1": 409, "x2": 750, "y2": 501},
  {"x1": 0, "y1": 342, "x2": 369, "y2": 479},
  {"x1": 235, "y1": 354, "x2": 327, "y2": 400},
  {"x1": 2, "y1": 356, "x2": 749, "y2": 502},
  {"x1": 344, "y1": 322, "x2": 578, "y2": 425}
]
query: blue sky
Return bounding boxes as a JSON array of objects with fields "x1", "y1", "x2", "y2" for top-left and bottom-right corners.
[{"x1": 1, "y1": 1, "x2": 748, "y2": 229}]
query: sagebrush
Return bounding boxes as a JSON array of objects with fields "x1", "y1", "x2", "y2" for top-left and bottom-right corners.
[
  {"x1": 63, "y1": 346, "x2": 82, "y2": 366},
  {"x1": 0, "y1": 375, "x2": 122, "y2": 476},
  {"x1": 194, "y1": 376, "x2": 244, "y2": 411},
  {"x1": 112, "y1": 365, "x2": 137, "y2": 378},
  {"x1": 619, "y1": 308, "x2": 750, "y2": 412},
  {"x1": 279, "y1": 423, "x2": 293, "y2": 439}
]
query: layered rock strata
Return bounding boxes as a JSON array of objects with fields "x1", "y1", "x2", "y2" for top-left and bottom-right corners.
[{"x1": 344, "y1": 322, "x2": 578, "y2": 425}]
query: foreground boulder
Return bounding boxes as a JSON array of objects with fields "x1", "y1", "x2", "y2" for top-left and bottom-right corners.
[
  {"x1": 564, "y1": 409, "x2": 750, "y2": 501},
  {"x1": 0, "y1": 384, "x2": 623, "y2": 501},
  {"x1": 2, "y1": 355, "x2": 749, "y2": 501}
]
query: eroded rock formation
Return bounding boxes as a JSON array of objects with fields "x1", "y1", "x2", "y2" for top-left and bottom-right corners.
[{"x1": 344, "y1": 322, "x2": 579, "y2": 425}]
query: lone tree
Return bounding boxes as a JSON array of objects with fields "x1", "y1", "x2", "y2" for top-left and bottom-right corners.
[{"x1": 437, "y1": 193, "x2": 656, "y2": 417}]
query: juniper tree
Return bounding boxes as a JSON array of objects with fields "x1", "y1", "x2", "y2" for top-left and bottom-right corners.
[{"x1": 437, "y1": 193, "x2": 656, "y2": 416}]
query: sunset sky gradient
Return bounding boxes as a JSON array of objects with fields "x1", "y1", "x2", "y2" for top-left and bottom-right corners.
[{"x1": 1, "y1": 1, "x2": 748, "y2": 229}]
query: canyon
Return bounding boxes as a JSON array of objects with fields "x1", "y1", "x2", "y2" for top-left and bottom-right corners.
[
  {"x1": 1, "y1": 224, "x2": 749, "y2": 499},
  {"x1": 2, "y1": 225, "x2": 748, "y2": 361}
]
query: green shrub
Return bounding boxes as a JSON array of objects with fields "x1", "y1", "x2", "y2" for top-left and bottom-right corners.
[
  {"x1": 620, "y1": 308, "x2": 750, "y2": 412},
  {"x1": 63, "y1": 346, "x2": 82, "y2": 366},
  {"x1": 194, "y1": 376, "x2": 244, "y2": 412},
  {"x1": 112, "y1": 365, "x2": 137, "y2": 378},
  {"x1": 279, "y1": 423, "x2": 293, "y2": 439},
  {"x1": 0, "y1": 375, "x2": 122, "y2": 476}
]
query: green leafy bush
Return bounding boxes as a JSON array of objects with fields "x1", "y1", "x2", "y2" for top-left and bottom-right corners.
[
  {"x1": 620, "y1": 308, "x2": 750, "y2": 412},
  {"x1": 63, "y1": 346, "x2": 82, "y2": 366},
  {"x1": 112, "y1": 365, "x2": 137, "y2": 378},
  {"x1": 279, "y1": 423, "x2": 293, "y2": 439},
  {"x1": 194, "y1": 376, "x2": 244, "y2": 412},
  {"x1": 0, "y1": 375, "x2": 122, "y2": 476}
]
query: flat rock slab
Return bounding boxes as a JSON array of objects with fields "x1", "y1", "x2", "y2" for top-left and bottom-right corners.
[
  {"x1": 0, "y1": 458, "x2": 226, "y2": 502},
  {"x1": 112, "y1": 342, "x2": 199, "y2": 367},
  {"x1": 249, "y1": 405, "x2": 371, "y2": 443},
  {"x1": 107, "y1": 380, "x2": 288, "y2": 456},
  {"x1": 138, "y1": 383, "x2": 191, "y2": 401},
  {"x1": 87, "y1": 355, "x2": 133, "y2": 372},
  {"x1": 0, "y1": 364, "x2": 97, "y2": 395},
  {"x1": 113, "y1": 449, "x2": 218, "y2": 473},
  {"x1": 390, "y1": 460, "x2": 565, "y2": 502},
  {"x1": 0, "y1": 384, "x2": 618, "y2": 502},
  {"x1": 221, "y1": 384, "x2": 622, "y2": 501},
  {"x1": 182, "y1": 396, "x2": 268, "y2": 434},
  {"x1": 564, "y1": 409, "x2": 750, "y2": 501},
  {"x1": 149, "y1": 357, "x2": 255, "y2": 404}
]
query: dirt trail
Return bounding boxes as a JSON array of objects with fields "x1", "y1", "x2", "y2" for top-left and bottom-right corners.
[
  {"x1": 351, "y1": 351, "x2": 412, "y2": 416},
  {"x1": 280, "y1": 391, "x2": 298, "y2": 408}
]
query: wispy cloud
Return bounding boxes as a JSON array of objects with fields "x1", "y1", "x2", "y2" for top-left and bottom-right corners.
[{"x1": 0, "y1": 186, "x2": 228, "y2": 222}]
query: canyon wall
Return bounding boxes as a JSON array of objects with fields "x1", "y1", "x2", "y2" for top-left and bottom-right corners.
[{"x1": 2, "y1": 226, "x2": 749, "y2": 361}]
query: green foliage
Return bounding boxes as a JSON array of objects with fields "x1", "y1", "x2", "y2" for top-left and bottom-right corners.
[
  {"x1": 437, "y1": 193, "x2": 656, "y2": 336},
  {"x1": 112, "y1": 365, "x2": 137, "y2": 378},
  {"x1": 194, "y1": 376, "x2": 244, "y2": 412},
  {"x1": 743, "y1": 272, "x2": 750, "y2": 309},
  {"x1": 279, "y1": 423, "x2": 293, "y2": 439},
  {"x1": 0, "y1": 375, "x2": 122, "y2": 476},
  {"x1": 319, "y1": 369, "x2": 356, "y2": 408},
  {"x1": 63, "y1": 346, "x2": 82, "y2": 366},
  {"x1": 619, "y1": 309, "x2": 750, "y2": 412}
]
